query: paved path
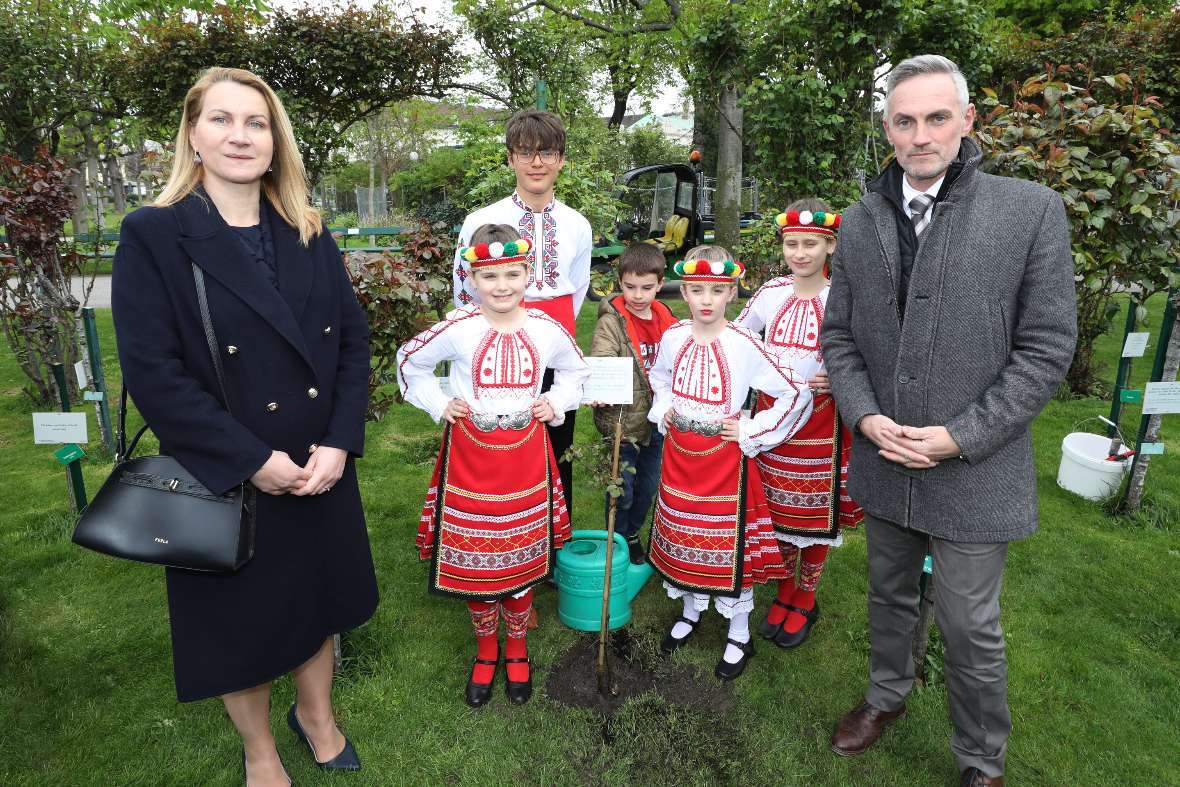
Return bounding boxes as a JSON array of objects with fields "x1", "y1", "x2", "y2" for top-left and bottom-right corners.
[{"x1": 72, "y1": 275, "x2": 111, "y2": 308}]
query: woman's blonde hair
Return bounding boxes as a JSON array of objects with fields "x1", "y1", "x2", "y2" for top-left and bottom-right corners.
[{"x1": 153, "y1": 67, "x2": 322, "y2": 245}]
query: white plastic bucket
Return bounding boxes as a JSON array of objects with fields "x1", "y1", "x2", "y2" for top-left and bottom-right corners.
[{"x1": 1057, "y1": 432, "x2": 1131, "y2": 501}]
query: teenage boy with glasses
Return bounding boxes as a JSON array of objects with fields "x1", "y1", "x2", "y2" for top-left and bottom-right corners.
[{"x1": 452, "y1": 110, "x2": 593, "y2": 514}]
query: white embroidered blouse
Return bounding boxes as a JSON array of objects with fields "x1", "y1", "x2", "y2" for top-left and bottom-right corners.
[
  {"x1": 396, "y1": 305, "x2": 590, "y2": 426},
  {"x1": 452, "y1": 193, "x2": 593, "y2": 313},
  {"x1": 647, "y1": 321, "x2": 815, "y2": 457},
  {"x1": 734, "y1": 276, "x2": 828, "y2": 379}
]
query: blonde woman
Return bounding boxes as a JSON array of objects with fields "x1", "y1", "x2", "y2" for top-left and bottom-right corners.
[{"x1": 112, "y1": 67, "x2": 377, "y2": 786}]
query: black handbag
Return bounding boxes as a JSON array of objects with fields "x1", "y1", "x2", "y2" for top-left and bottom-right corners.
[{"x1": 72, "y1": 263, "x2": 256, "y2": 572}]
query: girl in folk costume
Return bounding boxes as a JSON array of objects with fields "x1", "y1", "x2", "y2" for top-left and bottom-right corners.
[
  {"x1": 648, "y1": 245, "x2": 815, "y2": 681},
  {"x1": 397, "y1": 223, "x2": 589, "y2": 708},
  {"x1": 735, "y1": 199, "x2": 864, "y2": 650}
]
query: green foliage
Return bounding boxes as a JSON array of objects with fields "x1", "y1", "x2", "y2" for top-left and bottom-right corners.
[
  {"x1": 984, "y1": 0, "x2": 1173, "y2": 38},
  {"x1": 734, "y1": 214, "x2": 783, "y2": 291},
  {"x1": 120, "y1": 3, "x2": 461, "y2": 183},
  {"x1": 345, "y1": 221, "x2": 454, "y2": 420},
  {"x1": 977, "y1": 67, "x2": 1180, "y2": 394}
]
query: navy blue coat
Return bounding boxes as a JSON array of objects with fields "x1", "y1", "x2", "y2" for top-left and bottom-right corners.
[{"x1": 112, "y1": 190, "x2": 378, "y2": 701}]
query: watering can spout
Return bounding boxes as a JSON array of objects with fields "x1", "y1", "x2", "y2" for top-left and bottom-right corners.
[{"x1": 625, "y1": 560, "x2": 654, "y2": 603}]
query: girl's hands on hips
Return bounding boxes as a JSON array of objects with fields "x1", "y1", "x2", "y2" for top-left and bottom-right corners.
[
  {"x1": 442, "y1": 398, "x2": 470, "y2": 424},
  {"x1": 719, "y1": 417, "x2": 741, "y2": 443},
  {"x1": 532, "y1": 397, "x2": 556, "y2": 423}
]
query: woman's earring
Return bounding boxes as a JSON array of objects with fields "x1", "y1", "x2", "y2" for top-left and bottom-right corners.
[{"x1": 194, "y1": 151, "x2": 202, "y2": 164}]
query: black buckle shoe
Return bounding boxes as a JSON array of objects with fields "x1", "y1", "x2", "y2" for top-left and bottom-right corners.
[
  {"x1": 504, "y1": 656, "x2": 532, "y2": 705},
  {"x1": 773, "y1": 600, "x2": 820, "y2": 650},
  {"x1": 758, "y1": 598, "x2": 792, "y2": 640},
  {"x1": 714, "y1": 637, "x2": 755, "y2": 681},
  {"x1": 660, "y1": 615, "x2": 701, "y2": 655},
  {"x1": 626, "y1": 537, "x2": 646, "y2": 565},
  {"x1": 287, "y1": 704, "x2": 361, "y2": 771},
  {"x1": 465, "y1": 656, "x2": 499, "y2": 708}
]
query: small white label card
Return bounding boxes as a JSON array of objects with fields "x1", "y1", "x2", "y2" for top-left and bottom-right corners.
[
  {"x1": 1122, "y1": 332, "x2": 1150, "y2": 358},
  {"x1": 33, "y1": 412, "x2": 88, "y2": 444},
  {"x1": 74, "y1": 360, "x2": 89, "y2": 389},
  {"x1": 1142, "y1": 381, "x2": 1180, "y2": 415},
  {"x1": 581, "y1": 357, "x2": 634, "y2": 405}
]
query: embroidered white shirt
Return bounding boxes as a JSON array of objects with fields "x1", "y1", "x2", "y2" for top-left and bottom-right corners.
[
  {"x1": 397, "y1": 305, "x2": 590, "y2": 426},
  {"x1": 734, "y1": 275, "x2": 827, "y2": 380},
  {"x1": 647, "y1": 321, "x2": 815, "y2": 457},
  {"x1": 452, "y1": 193, "x2": 593, "y2": 313}
]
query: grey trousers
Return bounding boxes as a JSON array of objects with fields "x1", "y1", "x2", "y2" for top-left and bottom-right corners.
[{"x1": 864, "y1": 515, "x2": 1011, "y2": 776}]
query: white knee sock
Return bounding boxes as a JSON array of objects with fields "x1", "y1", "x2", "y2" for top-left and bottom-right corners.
[
  {"x1": 670, "y1": 595, "x2": 702, "y2": 639},
  {"x1": 723, "y1": 611, "x2": 751, "y2": 663}
]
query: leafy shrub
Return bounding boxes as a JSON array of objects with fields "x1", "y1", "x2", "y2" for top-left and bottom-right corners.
[
  {"x1": 346, "y1": 220, "x2": 455, "y2": 420},
  {"x1": 977, "y1": 67, "x2": 1180, "y2": 394}
]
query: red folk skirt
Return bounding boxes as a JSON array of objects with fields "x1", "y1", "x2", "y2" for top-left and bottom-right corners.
[
  {"x1": 416, "y1": 418, "x2": 572, "y2": 599},
  {"x1": 648, "y1": 423, "x2": 787, "y2": 597},
  {"x1": 753, "y1": 393, "x2": 864, "y2": 541}
]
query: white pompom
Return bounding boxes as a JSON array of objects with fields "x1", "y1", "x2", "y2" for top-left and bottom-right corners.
[
  {"x1": 799, "y1": 210, "x2": 813, "y2": 225},
  {"x1": 488, "y1": 242, "x2": 505, "y2": 258},
  {"x1": 711, "y1": 260, "x2": 725, "y2": 274}
]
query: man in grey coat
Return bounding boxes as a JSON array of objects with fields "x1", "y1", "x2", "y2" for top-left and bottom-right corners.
[{"x1": 820, "y1": 55, "x2": 1077, "y2": 786}]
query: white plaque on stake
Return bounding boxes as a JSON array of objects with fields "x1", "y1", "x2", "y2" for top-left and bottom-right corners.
[
  {"x1": 1142, "y1": 382, "x2": 1180, "y2": 415},
  {"x1": 581, "y1": 357, "x2": 634, "y2": 405},
  {"x1": 33, "y1": 412, "x2": 88, "y2": 444},
  {"x1": 1122, "y1": 332, "x2": 1150, "y2": 358},
  {"x1": 74, "y1": 360, "x2": 89, "y2": 389}
]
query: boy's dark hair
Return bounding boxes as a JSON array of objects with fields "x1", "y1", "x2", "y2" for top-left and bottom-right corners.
[
  {"x1": 776, "y1": 197, "x2": 832, "y2": 240},
  {"x1": 618, "y1": 243, "x2": 666, "y2": 279},
  {"x1": 505, "y1": 110, "x2": 567, "y2": 154},
  {"x1": 470, "y1": 223, "x2": 522, "y2": 245}
]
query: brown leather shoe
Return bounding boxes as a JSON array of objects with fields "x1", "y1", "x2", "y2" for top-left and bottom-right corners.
[
  {"x1": 960, "y1": 767, "x2": 1004, "y2": 786},
  {"x1": 829, "y1": 699, "x2": 906, "y2": 756}
]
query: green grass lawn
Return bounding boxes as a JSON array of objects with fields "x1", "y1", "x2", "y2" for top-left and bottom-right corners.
[{"x1": 0, "y1": 297, "x2": 1177, "y2": 786}]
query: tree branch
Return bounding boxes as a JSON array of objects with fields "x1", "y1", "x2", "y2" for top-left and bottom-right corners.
[{"x1": 513, "y1": 0, "x2": 677, "y2": 35}]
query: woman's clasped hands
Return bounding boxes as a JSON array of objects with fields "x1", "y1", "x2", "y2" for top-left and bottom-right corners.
[{"x1": 250, "y1": 447, "x2": 347, "y2": 496}]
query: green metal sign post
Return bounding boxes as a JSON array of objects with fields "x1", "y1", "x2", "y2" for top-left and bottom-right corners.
[
  {"x1": 51, "y1": 362, "x2": 88, "y2": 512},
  {"x1": 1107, "y1": 298, "x2": 1139, "y2": 437},
  {"x1": 81, "y1": 307, "x2": 115, "y2": 454},
  {"x1": 1128, "y1": 286, "x2": 1178, "y2": 482}
]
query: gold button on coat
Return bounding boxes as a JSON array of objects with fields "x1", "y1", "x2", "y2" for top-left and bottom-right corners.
[
  {"x1": 307, "y1": 388, "x2": 319, "y2": 399},
  {"x1": 266, "y1": 402, "x2": 278, "y2": 412},
  {"x1": 323, "y1": 326, "x2": 332, "y2": 335},
  {"x1": 226, "y1": 345, "x2": 238, "y2": 354},
  {"x1": 308, "y1": 443, "x2": 318, "y2": 453}
]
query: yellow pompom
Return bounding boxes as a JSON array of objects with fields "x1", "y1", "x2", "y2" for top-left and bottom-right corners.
[
  {"x1": 463, "y1": 248, "x2": 477, "y2": 262},
  {"x1": 824, "y1": 213, "x2": 836, "y2": 227}
]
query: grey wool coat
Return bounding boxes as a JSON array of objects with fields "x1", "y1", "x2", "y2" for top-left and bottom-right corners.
[{"x1": 821, "y1": 138, "x2": 1077, "y2": 542}]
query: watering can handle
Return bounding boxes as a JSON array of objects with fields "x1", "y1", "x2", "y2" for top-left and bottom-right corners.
[{"x1": 570, "y1": 529, "x2": 630, "y2": 554}]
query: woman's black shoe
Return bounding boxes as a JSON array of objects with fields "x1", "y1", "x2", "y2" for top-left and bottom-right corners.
[
  {"x1": 773, "y1": 600, "x2": 820, "y2": 650},
  {"x1": 659, "y1": 615, "x2": 701, "y2": 655},
  {"x1": 714, "y1": 637, "x2": 755, "y2": 681},
  {"x1": 758, "y1": 598, "x2": 792, "y2": 640},
  {"x1": 465, "y1": 656, "x2": 498, "y2": 708},
  {"x1": 287, "y1": 704, "x2": 361, "y2": 771},
  {"x1": 504, "y1": 656, "x2": 532, "y2": 705}
]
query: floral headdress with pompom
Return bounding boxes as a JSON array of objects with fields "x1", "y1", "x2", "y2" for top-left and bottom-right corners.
[
  {"x1": 459, "y1": 238, "x2": 533, "y2": 270},
  {"x1": 674, "y1": 257, "x2": 746, "y2": 283},
  {"x1": 775, "y1": 209, "x2": 841, "y2": 237}
]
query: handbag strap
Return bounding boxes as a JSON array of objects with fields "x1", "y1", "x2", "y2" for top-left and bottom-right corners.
[{"x1": 117, "y1": 264, "x2": 232, "y2": 461}]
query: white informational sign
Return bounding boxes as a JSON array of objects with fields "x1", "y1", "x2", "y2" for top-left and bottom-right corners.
[
  {"x1": 1121, "y1": 332, "x2": 1150, "y2": 358},
  {"x1": 581, "y1": 357, "x2": 634, "y2": 405},
  {"x1": 33, "y1": 412, "x2": 88, "y2": 444},
  {"x1": 1142, "y1": 381, "x2": 1180, "y2": 415},
  {"x1": 74, "y1": 360, "x2": 89, "y2": 389}
]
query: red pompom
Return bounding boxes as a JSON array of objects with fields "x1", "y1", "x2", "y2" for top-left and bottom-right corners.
[
  {"x1": 786, "y1": 211, "x2": 800, "y2": 225},
  {"x1": 473, "y1": 243, "x2": 490, "y2": 259},
  {"x1": 832, "y1": 215, "x2": 842, "y2": 228}
]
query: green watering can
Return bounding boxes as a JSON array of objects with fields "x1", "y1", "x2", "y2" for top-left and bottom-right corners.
[{"x1": 554, "y1": 529, "x2": 654, "y2": 631}]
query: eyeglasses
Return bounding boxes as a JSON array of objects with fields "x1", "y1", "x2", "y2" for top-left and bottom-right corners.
[{"x1": 512, "y1": 148, "x2": 561, "y2": 165}]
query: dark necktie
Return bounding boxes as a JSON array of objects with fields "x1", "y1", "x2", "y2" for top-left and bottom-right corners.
[{"x1": 908, "y1": 193, "x2": 934, "y2": 236}]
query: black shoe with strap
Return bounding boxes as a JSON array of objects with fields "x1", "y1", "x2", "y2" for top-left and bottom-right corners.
[
  {"x1": 714, "y1": 637, "x2": 755, "y2": 681},
  {"x1": 504, "y1": 656, "x2": 532, "y2": 705},
  {"x1": 758, "y1": 598, "x2": 792, "y2": 639},
  {"x1": 626, "y1": 537, "x2": 646, "y2": 565},
  {"x1": 660, "y1": 615, "x2": 701, "y2": 655},
  {"x1": 287, "y1": 703, "x2": 361, "y2": 771},
  {"x1": 773, "y1": 600, "x2": 820, "y2": 650},
  {"x1": 465, "y1": 655, "x2": 499, "y2": 708}
]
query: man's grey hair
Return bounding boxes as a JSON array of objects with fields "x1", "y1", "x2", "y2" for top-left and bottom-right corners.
[{"x1": 885, "y1": 54, "x2": 970, "y2": 115}]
